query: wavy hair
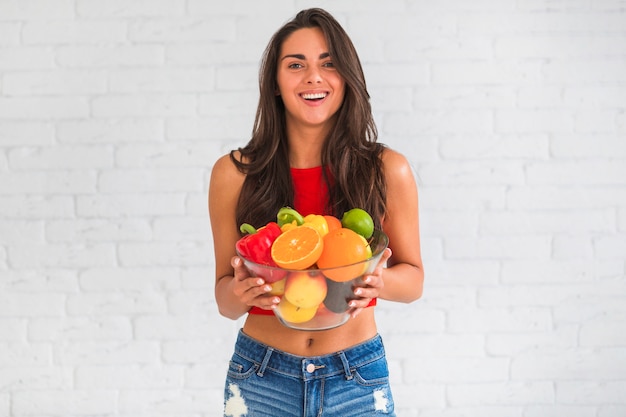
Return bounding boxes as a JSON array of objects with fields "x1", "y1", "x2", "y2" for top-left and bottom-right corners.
[{"x1": 231, "y1": 8, "x2": 386, "y2": 230}]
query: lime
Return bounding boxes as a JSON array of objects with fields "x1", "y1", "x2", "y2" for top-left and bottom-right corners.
[{"x1": 341, "y1": 208, "x2": 374, "y2": 239}]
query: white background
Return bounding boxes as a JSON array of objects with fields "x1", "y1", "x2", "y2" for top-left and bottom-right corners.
[{"x1": 1, "y1": 0, "x2": 625, "y2": 416}]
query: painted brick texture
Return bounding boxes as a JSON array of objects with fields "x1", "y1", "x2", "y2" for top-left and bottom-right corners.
[{"x1": 1, "y1": 1, "x2": 625, "y2": 416}]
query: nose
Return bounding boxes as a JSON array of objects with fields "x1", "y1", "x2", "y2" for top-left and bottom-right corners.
[{"x1": 305, "y1": 66, "x2": 322, "y2": 84}]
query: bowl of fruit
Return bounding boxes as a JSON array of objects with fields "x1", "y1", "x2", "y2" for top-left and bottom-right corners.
[{"x1": 236, "y1": 207, "x2": 389, "y2": 331}]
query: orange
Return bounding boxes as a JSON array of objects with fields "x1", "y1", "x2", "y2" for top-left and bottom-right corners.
[
  {"x1": 316, "y1": 228, "x2": 372, "y2": 282},
  {"x1": 270, "y1": 226, "x2": 323, "y2": 270},
  {"x1": 323, "y1": 215, "x2": 342, "y2": 232}
]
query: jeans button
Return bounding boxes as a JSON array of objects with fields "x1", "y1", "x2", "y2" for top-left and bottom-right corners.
[{"x1": 306, "y1": 363, "x2": 316, "y2": 373}]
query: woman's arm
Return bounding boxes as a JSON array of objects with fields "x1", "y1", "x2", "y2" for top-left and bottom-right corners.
[
  {"x1": 208, "y1": 154, "x2": 279, "y2": 319},
  {"x1": 378, "y1": 148, "x2": 424, "y2": 302},
  {"x1": 349, "y1": 148, "x2": 424, "y2": 312}
]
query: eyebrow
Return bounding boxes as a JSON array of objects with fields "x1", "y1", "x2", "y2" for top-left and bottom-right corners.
[{"x1": 281, "y1": 52, "x2": 331, "y2": 61}]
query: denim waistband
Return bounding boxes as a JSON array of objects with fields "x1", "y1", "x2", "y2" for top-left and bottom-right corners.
[{"x1": 234, "y1": 330, "x2": 386, "y2": 381}]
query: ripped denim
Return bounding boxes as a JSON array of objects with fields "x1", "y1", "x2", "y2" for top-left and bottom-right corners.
[{"x1": 223, "y1": 330, "x2": 395, "y2": 417}]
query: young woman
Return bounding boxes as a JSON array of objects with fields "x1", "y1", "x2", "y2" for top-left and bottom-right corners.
[{"x1": 209, "y1": 8, "x2": 424, "y2": 416}]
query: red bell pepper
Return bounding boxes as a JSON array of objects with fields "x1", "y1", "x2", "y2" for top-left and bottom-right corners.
[{"x1": 235, "y1": 222, "x2": 281, "y2": 266}]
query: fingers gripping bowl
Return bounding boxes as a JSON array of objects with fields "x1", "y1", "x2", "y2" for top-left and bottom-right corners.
[{"x1": 237, "y1": 230, "x2": 389, "y2": 330}]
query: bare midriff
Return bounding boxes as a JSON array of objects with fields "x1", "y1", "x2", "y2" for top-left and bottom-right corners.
[{"x1": 242, "y1": 308, "x2": 378, "y2": 356}]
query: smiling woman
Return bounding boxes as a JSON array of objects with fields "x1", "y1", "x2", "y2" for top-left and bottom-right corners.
[
  {"x1": 277, "y1": 27, "x2": 345, "y2": 143},
  {"x1": 208, "y1": 7, "x2": 424, "y2": 416}
]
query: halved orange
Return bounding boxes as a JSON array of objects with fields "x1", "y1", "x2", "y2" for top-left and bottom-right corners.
[{"x1": 270, "y1": 226, "x2": 323, "y2": 270}]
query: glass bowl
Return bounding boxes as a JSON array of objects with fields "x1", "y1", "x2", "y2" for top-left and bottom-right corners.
[{"x1": 237, "y1": 230, "x2": 389, "y2": 331}]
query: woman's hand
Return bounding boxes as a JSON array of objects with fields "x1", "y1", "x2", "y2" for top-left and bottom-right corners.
[
  {"x1": 348, "y1": 248, "x2": 392, "y2": 318},
  {"x1": 230, "y1": 256, "x2": 280, "y2": 311}
]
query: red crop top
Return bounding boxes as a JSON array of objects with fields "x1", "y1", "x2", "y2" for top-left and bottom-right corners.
[{"x1": 248, "y1": 166, "x2": 376, "y2": 316}]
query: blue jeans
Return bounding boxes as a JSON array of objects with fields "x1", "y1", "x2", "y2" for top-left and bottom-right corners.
[{"x1": 223, "y1": 330, "x2": 396, "y2": 416}]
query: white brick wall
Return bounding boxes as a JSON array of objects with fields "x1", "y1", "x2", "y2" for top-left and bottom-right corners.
[{"x1": 1, "y1": 0, "x2": 624, "y2": 416}]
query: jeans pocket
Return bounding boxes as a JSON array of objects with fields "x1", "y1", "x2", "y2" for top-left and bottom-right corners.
[
  {"x1": 353, "y1": 356, "x2": 390, "y2": 387},
  {"x1": 226, "y1": 353, "x2": 259, "y2": 380}
]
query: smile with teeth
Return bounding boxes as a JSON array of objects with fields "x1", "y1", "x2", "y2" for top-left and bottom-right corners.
[{"x1": 301, "y1": 92, "x2": 328, "y2": 100}]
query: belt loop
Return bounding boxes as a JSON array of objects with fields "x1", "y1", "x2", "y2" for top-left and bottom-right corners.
[
  {"x1": 257, "y1": 346, "x2": 273, "y2": 377},
  {"x1": 338, "y1": 351, "x2": 352, "y2": 380}
]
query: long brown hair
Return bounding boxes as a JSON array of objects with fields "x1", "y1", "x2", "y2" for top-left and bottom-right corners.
[{"x1": 231, "y1": 8, "x2": 386, "y2": 230}]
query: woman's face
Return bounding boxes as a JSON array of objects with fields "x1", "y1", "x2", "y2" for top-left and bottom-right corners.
[{"x1": 276, "y1": 27, "x2": 346, "y2": 132}]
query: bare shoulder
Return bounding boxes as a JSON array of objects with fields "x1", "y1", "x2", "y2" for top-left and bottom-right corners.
[
  {"x1": 380, "y1": 146, "x2": 419, "y2": 226},
  {"x1": 211, "y1": 152, "x2": 244, "y2": 183},
  {"x1": 381, "y1": 147, "x2": 415, "y2": 185},
  {"x1": 208, "y1": 152, "x2": 245, "y2": 219}
]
